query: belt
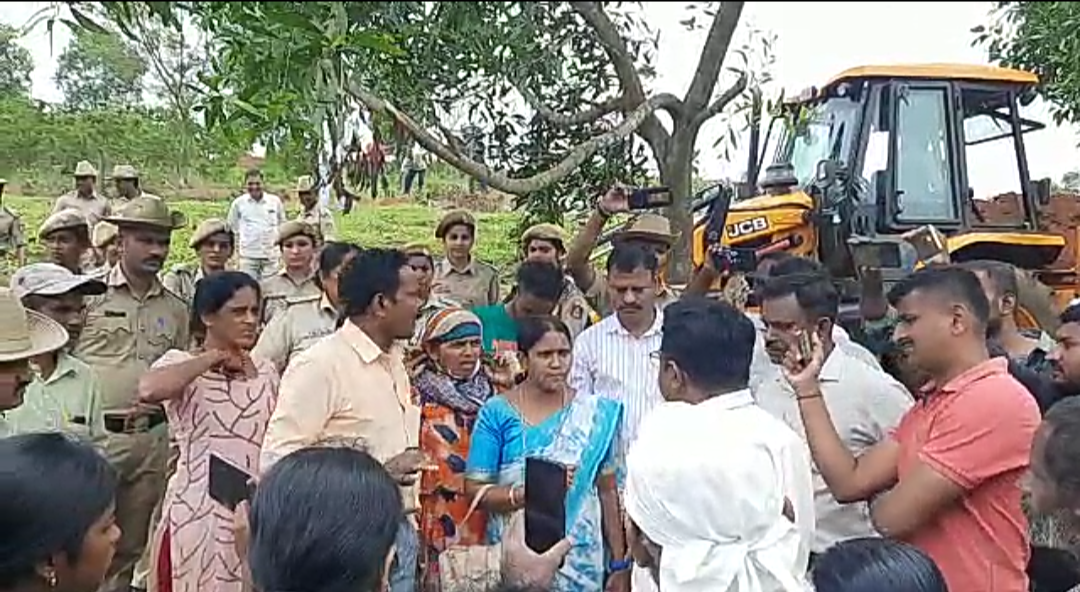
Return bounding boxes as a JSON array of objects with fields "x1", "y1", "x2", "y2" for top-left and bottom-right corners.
[{"x1": 102, "y1": 410, "x2": 167, "y2": 434}]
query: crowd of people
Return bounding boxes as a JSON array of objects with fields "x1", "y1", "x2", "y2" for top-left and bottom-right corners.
[{"x1": 1, "y1": 166, "x2": 1080, "y2": 592}]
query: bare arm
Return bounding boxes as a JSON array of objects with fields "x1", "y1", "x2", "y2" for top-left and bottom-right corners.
[
  {"x1": 139, "y1": 350, "x2": 227, "y2": 403},
  {"x1": 564, "y1": 209, "x2": 609, "y2": 293},
  {"x1": 598, "y1": 473, "x2": 627, "y2": 561},
  {"x1": 796, "y1": 391, "x2": 900, "y2": 502},
  {"x1": 465, "y1": 479, "x2": 523, "y2": 515}
]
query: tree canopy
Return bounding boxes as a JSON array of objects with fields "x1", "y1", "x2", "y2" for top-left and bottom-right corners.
[
  {"x1": 0, "y1": 24, "x2": 34, "y2": 98},
  {"x1": 974, "y1": 2, "x2": 1080, "y2": 125},
  {"x1": 55, "y1": 29, "x2": 147, "y2": 111}
]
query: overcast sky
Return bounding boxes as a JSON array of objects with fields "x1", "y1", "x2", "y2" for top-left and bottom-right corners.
[{"x1": 3, "y1": 1, "x2": 1076, "y2": 193}]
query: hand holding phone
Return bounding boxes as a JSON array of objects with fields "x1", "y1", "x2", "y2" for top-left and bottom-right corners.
[
  {"x1": 525, "y1": 457, "x2": 568, "y2": 554},
  {"x1": 386, "y1": 448, "x2": 426, "y2": 485},
  {"x1": 208, "y1": 454, "x2": 255, "y2": 511}
]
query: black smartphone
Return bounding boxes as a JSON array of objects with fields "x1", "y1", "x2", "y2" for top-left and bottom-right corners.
[
  {"x1": 627, "y1": 187, "x2": 673, "y2": 210},
  {"x1": 208, "y1": 454, "x2": 255, "y2": 511},
  {"x1": 524, "y1": 457, "x2": 568, "y2": 554}
]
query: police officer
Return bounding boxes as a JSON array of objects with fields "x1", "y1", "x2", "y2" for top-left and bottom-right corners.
[
  {"x1": 161, "y1": 219, "x2": 235, "y2": 305},
  {"x1": 71, "y1": 196, "x2": 189, "y2": 592},
  {"x1": 295, "y1": 175, "x2": 336, "y2": 243},
  {"x1": 430, "y1": 209, "x2": 500, "y2": 309},
  {"x1": 518, "y1": 223, "x2": 598, "y2": 338},
  {"x1": 402, "y1": 242, "x2": 461, "y2": 345},
  {"x1": 53, "y1": 160, "x2": 111, "y2": 227},
  {"x1": 38, "y1": 208, "x2": 92, "y2": 274},
  {"x1": 260, "y1": 220, "x2": 321, "y2": 324},
  {"x1": 0, "y1": 178, "x2": 26, "y2": 280}
]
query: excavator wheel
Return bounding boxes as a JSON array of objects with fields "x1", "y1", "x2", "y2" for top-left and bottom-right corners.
[{"x1": 1014, "y1": 269, "x2": 1060, "y2": 335}]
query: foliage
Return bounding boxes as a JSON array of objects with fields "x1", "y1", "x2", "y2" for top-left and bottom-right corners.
[
  {"x1": 0, "y1": 24, "x2": 33, "y2": 98},
  {"x1": 973, "y1": 2, "x2": 1080, "y2": 125},
  {"x1": 55, "y1": 29, "x2": 147, "y2": 111},
  {"x1": 5, "y1": 195, "x2": 523, "y2": 271}
]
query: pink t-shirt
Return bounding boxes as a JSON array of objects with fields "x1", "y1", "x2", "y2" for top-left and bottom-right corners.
[{"x1": 892, "y1": 357, "x2": 1040, "y2": 592}]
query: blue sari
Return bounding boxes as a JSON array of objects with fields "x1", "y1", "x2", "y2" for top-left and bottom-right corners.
[{"x1": 466, "y1": 393, "x2": 623, "y2": 591}]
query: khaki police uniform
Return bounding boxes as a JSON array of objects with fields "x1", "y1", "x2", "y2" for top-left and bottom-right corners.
[
  {"x1": 72, "y1": 197, "x2": 190, "y2": 590},
  {"x1": 53, "y1": 160, "x2": 110, "y2": 228},
  {"x1": 161, "y1": 219, "x2": 234, "y2": 305},
  {"x1": 260, "y1": 220, "x2": 320, "y2": 323},
  {"x1": 585, "y1": 213, "x2": 679, "y2": 316},
  {"x1": 38, "y1": 208, "x2": 92, "y2": 274},
  {"x1": 0, "y1": 203, "x2": 26, "y2": 282},
  {"x1": 110, "y1": 164, "x2": 164, "y2": 209},
  {"x1": 430, "y1": 210, "x2": 500, "y2": 308},
  {"x1": 518, "y1": 223, "x2": 599, "y2": 338},
  {"x1": 294, "y1": 175, "x2": 336, "y2": 242},
  {"x1": 251, "y1": 292, "x2": 337, "y2": 372}
]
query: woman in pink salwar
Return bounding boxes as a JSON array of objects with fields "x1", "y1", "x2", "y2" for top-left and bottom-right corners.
[{"x1": 138, "y1": 271, "x2": 279, "y2": 592}]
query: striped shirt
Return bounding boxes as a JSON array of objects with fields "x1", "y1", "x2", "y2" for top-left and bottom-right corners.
[{"x1": 569, "y1": 308, "x2": 664, "y2": 458}]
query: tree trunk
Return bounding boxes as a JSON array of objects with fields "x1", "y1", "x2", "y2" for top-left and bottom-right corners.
[{"x1": 659, "y1": 123, "x2": 698, "y2": 284}]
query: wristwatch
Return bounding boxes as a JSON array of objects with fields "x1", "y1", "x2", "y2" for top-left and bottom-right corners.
[{"x1": 608, "y1": 558, "x2": 633, "y2": 572}]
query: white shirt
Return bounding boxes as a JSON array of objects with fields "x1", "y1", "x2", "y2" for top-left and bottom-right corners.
[
  {"x1": 754, "y1": 345, "x2": 913, "y2": 551},
  {"x1": 626, "y1": 391, "x2": 814, "y2": 592},
  {"x1": 569, "y1": 308, "x2": 664, "y2": 458},
  {"x1": 226, "y1": 192, "x2": 286, "y2": 259}
]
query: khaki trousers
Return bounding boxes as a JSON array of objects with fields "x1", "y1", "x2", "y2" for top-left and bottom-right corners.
[{"x1": 101, "y1": 424, "x2": 169, "y2": 592}]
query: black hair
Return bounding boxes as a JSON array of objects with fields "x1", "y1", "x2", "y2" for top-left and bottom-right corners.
[
  {"x1": 958, "y1": 259, "x2": 1018, "y2": 297},
  {"x1": 605, "y1": 242, "x2": 659, "y2": 275},
  {"x1": 340, "y1": 247, "x2": 410, "y2": 318},
  {"x1": 515, "y1": 261, "x2": 564, "y2": 303},
  {"x1": 1041, "y1": 396, "x2": 1080, "y2": 503},
  {"x1": 0, "y1": 433, "x2": 118, "y2": 588},
  {"x1": 244, "y1": 168, "x2": 263, "y2": 181},
  {"x1": 317, "y1": 242, "x2": 362, "y2": 289},
  {"x1": 661, "y1": 297, "x2": 756, "y2": 392},
  {"x1": 757, "y1": 270, "x2": 839, "y2": 322},
  {"x1": 886, "y1": 265, "x2": 990, "y2": 326},
  {"x1": 248, "y1": 447, "x2": 402, "y2": 592},
  {"x1": 190, "y1": 270, "x2": 261, "y2": 340},
  {"x1": 517, "y1": 315, "x2": 572, "y2": 354},
  {"x1": 1060, "y1": 303, "x2": 1080, "y2": 326},
  {"x1": 811, "y1": 537, "x2": 948, "y2": 592}
]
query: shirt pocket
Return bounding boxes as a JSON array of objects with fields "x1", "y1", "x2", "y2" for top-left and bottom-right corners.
[{"x1": 80, "y1": 314, "x2": 134, "y2": 351}]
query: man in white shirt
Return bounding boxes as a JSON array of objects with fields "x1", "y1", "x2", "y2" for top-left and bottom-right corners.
[
  {"x1": 227, "y1": 168, "x2": 286, "y2": 280},
  {"x1": 569, "y1": 243, "x2": 665, "y2": 459},
  {"x1": 754, "y1": 267, "x2": 913, "y2": 558},
  {"x1": 626, "y1": 297, "x2": 815, "y2": 592}
]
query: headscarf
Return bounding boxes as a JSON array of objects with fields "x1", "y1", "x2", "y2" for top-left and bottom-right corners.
[
  {"x1": 411, "y1": 308, "x2": 493, "y2": 414},
  {"x1": 625, "y1": 393, "x2": 810, "y2": 592}
]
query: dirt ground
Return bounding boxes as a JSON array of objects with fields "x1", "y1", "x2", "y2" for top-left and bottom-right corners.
[{"x1": 975, "y1": 193, "x2": 1080, "y2": 268}]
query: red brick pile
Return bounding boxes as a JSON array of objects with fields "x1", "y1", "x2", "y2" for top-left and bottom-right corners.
[{"x1": 974, "y1": 193, "x2": 1080, "y2": 269}]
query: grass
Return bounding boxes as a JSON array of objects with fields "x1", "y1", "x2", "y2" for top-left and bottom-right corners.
[{"x1": 4, "y1": 195, "x2": 525, "y2": 271}]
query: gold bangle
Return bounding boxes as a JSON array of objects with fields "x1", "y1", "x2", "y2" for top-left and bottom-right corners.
[
  {"x1": 797, "y1": 393, "x2": 823, "y2": 402},
  {"x1": 508, "y1": 486, "x2": 519, "y2": 507}
]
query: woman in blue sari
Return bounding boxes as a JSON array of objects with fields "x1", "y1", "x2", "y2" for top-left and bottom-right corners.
[{"x1": 466, "y1": 315, "x2": 629, "y2": 592}]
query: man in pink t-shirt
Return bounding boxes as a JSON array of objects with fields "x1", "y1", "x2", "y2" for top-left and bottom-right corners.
[{"x1": 784, "y1": 265, "x2": 1040, "y2": 592}]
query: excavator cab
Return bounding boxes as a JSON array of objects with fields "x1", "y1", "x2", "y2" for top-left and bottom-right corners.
[{"x1": 693, "y1": 64, "x2": 1071, "y2": 329}]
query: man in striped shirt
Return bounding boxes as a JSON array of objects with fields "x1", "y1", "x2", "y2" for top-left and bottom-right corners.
[{"x1": 569, "y1": 243, "x2": 664, "y2": 460}]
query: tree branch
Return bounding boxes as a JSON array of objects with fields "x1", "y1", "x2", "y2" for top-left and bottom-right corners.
[
  {"x1": 569, "y1": 1, "x2": 672, "y2": 152},
  {"x1": 516, "y1": 84, "x2": 626, "y2": 127},
  {"x1": 691, "y1": 72, "x2": 748, "y2": 129},
  {"x1": 349, "y1": 81, "x2": 680, "y2": 195},
  {"x1": 684, "y1": 2, "x2": 746, "y2": 110}
]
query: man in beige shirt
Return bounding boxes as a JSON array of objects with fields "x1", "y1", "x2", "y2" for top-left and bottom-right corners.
[
  {"x1": 72, "y1": 197, "x2": 190, "y2": 591},
  {"x1": 260, "y1": 247, "x2": 424, "y2": 592},
  {"x1": 52, "y1": 160, "x2": 111, "y2": 228}
]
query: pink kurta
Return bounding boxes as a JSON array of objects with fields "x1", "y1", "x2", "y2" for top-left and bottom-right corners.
[{"x1": 151, "y1": 349, "x2": 279, "y2": 592}]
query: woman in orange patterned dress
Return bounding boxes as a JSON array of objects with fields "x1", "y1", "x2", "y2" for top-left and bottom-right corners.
[{"x1": 411, "y1": 308, "x2": 497, "y2": 591}]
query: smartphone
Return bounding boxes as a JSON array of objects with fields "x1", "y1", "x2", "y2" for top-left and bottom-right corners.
[
  {"x1": 627, "y1": 187, "x2": 673, "y2": 210},
  {"x1": 209, "y1": 454, "x2": 255, "y2": 511},
  {"x1": 796, "y1": 331, "x2": 814, "y2": 363},
  {"x1": 524, "y1": 457, "x2": 568, "y2": 554}
]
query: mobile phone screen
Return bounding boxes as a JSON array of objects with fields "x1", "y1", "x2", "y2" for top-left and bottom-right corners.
[
  {"x1": 628, "y1": 187, "x2": 673, "y2": 210},
  {"x1": 208, "y1": 454, "x2": 254, "y2": 511},
  {"x1": 524, "y1": 457, "x2": 567, "y2": 554}
]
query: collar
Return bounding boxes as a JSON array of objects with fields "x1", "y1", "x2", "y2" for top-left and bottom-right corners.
[
  {"x1": 319, "y1": 294, "x2": 337, "y2": 315},
  {"x1": 276, "y1": 268, "x2": 315, "y2": 286},
  {"x1": 936, "y1": 357, "x2": 1008, "y2": 395},
  {"x1": 700, "y1": 388, "x2": 756, "y2": 411},
  {"x1": 437, "y1": 257, "x2": 475, "y2": 277},
  {"x1": 605, "y1": 306, "x2": 664, "y2": 338},
  {"x1": 107, "y1": 263, "x2": 163, "y2": 297},
  {"x1": 818, "y1": 344, "x2": 848, "y2": 382},
  {"x1": 341, "y1": 321, "x2": 400, "y2": 364},
  {"x1": 31, "y1": 352, "x2": 80, "y2": 384}
]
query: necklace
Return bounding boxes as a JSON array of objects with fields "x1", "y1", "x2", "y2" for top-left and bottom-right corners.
[{"x1": 510, "y1": 383, "x2": 574, "y2": 481}]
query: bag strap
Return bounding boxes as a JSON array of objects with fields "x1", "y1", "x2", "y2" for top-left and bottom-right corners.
[{"x1": 461, "y1": 483, "x2": 496, "y2": 524}]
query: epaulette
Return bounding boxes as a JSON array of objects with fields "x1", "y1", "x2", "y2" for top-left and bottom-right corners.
[{"x1": 285, "y1": 293, "x2": 322, "y2": 306}]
